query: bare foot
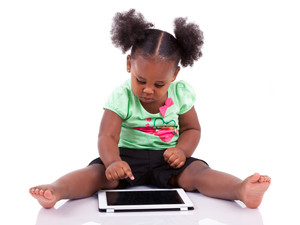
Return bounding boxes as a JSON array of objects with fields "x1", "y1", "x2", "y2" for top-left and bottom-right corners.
[
  {"x1": 239, "y1": 173, "x2": 271, "y2": 209},
  {"x1": 29, "y1": 185, "x2": 59, "y2": 209}
]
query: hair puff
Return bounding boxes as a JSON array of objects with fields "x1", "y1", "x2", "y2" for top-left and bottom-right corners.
[
  {"x1": 111, "y1": 9, "x2": 154, "y2": 53},
  {"x1": 174, "y1": 17, "x2": 204, "y2": 67}
]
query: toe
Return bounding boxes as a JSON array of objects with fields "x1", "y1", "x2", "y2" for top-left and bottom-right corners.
[
  {"x1": 264, "y1": 176, "x2": 271, "y2": 183},
  {"x1": 44, "y1": 189, "x2": 53, "y2": 200},
  {"x1": 39, "y1": 189, "x2": 44, "y2": 195},
  {"x1": 259, "y1": 175, "x2": 271, "y2": 183},
  {"x1": 249, "y1": 173, "x2": 261, "y2": 183},
  {"x1": 30, "y1": 187, "x2": 37, "y2": 194},
  {"x1": 258, "y1": 176, "x2": 265, "y2": 183}
]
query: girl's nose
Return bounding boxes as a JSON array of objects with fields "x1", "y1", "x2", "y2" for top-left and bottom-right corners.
[{"x1": 143, "y1": 86, "x2": 154, "y2": 94}]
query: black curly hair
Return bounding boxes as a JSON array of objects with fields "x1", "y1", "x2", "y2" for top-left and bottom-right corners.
[{"x1": 111, "y1": 9, "x2": 204, "y2": 67}]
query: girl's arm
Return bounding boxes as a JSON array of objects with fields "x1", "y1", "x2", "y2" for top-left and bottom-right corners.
[
  {"x1": 98, "y1": 109, "x2": 134, "y2": 180},
  {"x1": 163, "y1": 106, "x2": 201, "y2": 168},
  {"x1": 177, "y1": 106, "x2": 201, "y2": 157}
]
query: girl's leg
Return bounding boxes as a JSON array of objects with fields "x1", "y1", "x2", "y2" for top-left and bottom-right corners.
[
  {"x1": 173, "y1": 161, "x2": 271, "y2": 208},
  {"x1": 29, "y1": 164, "x2": 118, "y2": 209}
]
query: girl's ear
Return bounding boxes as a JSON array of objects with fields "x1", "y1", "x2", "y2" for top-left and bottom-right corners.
[
  {"x1": 172, "y1": 66, "x2": 180, "y2": 81},
  {"x1": 127, "y1": 55, "x2": 131, "y2": 73}
]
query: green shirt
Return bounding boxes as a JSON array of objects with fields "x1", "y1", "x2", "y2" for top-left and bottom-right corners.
[{"x1": 104, "y1": 79, "x2": 196, "y2": 150}]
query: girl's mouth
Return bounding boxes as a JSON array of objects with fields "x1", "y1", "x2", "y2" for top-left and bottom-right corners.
[{"x1": 140, "y1": 97, "x2": 153, "y2": 103}]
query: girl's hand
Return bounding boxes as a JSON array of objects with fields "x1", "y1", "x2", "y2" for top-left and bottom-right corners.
[
  {"x1": 105, "y1": 160, "x2": 135, "y2": 181},
  {"x1": 163, "y1": 147, "x2": 186, "y2": 169}
]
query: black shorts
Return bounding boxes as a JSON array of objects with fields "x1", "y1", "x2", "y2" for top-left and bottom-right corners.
[{"x1": 88, "y1": 147, "x2": 208, "y2": 189}]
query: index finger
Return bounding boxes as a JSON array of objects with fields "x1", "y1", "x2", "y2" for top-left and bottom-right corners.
[{"x1": 122, "y1": 166, "x2": 135, "y2": 180}]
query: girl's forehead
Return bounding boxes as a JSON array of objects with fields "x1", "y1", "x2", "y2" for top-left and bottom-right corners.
[{"x1": 132, "y1": 55, "x2": 176, "y2": 80}]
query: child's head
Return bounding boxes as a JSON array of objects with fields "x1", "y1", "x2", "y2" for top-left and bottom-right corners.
[
  {"x1": 110, "y1": 9, "x2": 204, "y2": 105},
  {"x1": 111, "y1": 9, "x2": 204, "y2": 68}
]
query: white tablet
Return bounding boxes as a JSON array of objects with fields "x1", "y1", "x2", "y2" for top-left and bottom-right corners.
[{"x1": 98, "y1": 188, "x2": 194, "y2": 213}]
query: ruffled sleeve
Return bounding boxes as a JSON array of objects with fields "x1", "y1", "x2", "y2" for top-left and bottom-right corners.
[
  {"x1": 175, "y1": 80, "x2": 196, "y2": 115},
  {"x1": 104, "y1": 81, "x2": 130, "y2": 120}
]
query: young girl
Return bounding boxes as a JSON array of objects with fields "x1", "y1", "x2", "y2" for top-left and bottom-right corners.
[{"x1": 29, "y1": 9, "x2": 271, "y2": 209}]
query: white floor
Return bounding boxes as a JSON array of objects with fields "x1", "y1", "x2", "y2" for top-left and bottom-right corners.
[
  {"x1": 6, "y1": 181, "x2": 297, "y2": 225},
  {"x1": 34, "y1": 191, "x2": 263, "y2": 225}
]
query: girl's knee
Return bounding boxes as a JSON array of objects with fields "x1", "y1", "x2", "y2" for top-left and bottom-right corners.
[
  {"x1": 176, "y1": 160, "x2": 210, "y2": 191},
  {"x1": 88, "y1": 164, "x2": 119, "y2": 189},
  {"x1": 188, "y1": 160, "x2": 210, "y2": 175}
]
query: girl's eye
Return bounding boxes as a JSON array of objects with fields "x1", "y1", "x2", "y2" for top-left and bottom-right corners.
[
  {"x1": 155, "y1": 83, "x2": 165, "y2": 88},
  {"x1": 136, "y1": 78, "x2": 146, "y2": 85}
]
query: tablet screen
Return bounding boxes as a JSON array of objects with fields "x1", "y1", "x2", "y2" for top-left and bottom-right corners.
[{"x1": 106, "y1": 190, "x2": 184, "y2": 205}]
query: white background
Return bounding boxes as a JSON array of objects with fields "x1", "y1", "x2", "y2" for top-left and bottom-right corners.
[{"x1": 0, "y1": 0, "x2": 299, "y2": 224}]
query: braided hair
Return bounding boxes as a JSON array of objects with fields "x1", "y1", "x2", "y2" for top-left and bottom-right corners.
[{"x1": 111, "y1": 9, "x2": 204, "y2": 67}]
